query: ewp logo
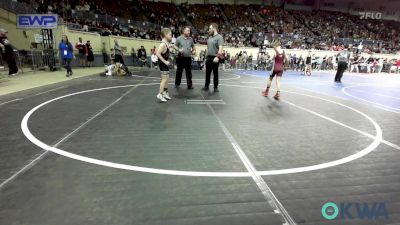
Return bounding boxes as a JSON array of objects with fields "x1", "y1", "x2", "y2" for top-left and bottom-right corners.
[
  {"x1": 322, "y1": 202, "x2": 389, "y2": 220},
  {"x1": 17, "y1": 14, "x2": 58, "y2": 29}
]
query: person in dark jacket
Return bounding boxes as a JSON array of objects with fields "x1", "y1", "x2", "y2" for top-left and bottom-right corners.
[
  {"x1": 86, "y1": 40, "x2": 94, "y2": 67},
  {"x1": 138, "y1": 46, "x2": 147, "y2": 67},
  {"x1": 59, "y1": 34, "x2": 74, "y2": 77},
  {"x1": 0, "y1": 28, "x2": 18, "y2": 76},
  {"x1": 113, "y1": 39, "x2": 124, "y2": 65}
]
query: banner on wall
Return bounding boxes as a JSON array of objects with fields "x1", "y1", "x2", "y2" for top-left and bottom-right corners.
[{"x1": 17, "y1": 14, "x2": 58, "y2": 29}]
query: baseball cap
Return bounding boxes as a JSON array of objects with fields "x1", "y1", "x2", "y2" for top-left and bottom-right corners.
[{"x1": 0, "y1": 28, "x2": 8, "y2": 33}]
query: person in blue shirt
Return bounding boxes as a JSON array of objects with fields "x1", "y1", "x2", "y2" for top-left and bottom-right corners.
[{"x1": 58, "y1": 34, "x2": 74, "y2": 77}]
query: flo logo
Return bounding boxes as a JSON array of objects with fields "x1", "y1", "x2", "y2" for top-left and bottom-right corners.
[
  {"x1": 321, "y1": 202, "x2": 389, "y2": 220},
  {"x1": 359, "y1": 12, "x2": 382, "y2": 20}
]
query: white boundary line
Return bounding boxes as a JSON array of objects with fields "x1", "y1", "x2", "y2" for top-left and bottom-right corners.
[
  {"x1": 237, "y1": 71, "x2": 371, "y2": 85},
  {"x1": 34, "y1": 86, "x2": 68, "y2": 96},
  {"x1": 283, "y1": 83, "x2": 400, "y2": 114},
  {"x1": 201, "y1": 93, "x2": 296, "y2": 225},
  {"x1": 244, "y1": 83, "x2": 400, "y2": 152},
  {"x1": 0, "y1": 86, "x2": 68, "y2": 107},
  {"x1": 342, "y1": 85, "x2": 400, "y2": 113},
  {"x1": 20, "y1": 83, "x2": 383, "y2": 177},
  {"x1": 186, "y1": 99, "x2": 225, "y2": 102},
  {"x1": 220, "y1": 83, "x2": 383, "y2": 175},
  {"x1": 228, "y1": 82, "x2": 400, "y2": 153},
  {"x1": 239, "y1": 75, "x2": 400, "y2": 114},
  {"x1": 0, "y1": 98, "x2": 23, "y2": 106},
  {"x1": 186, "y1": 102, "x2": 226, "y2": 105},
  {"x1": 128, "y1": 73, "x2": 241, "y2": 81},
  {"x1": 348, "y1": 88, "x2": 400, "y2": 101},
  {"x1": 230, "y1": 80, "x2": 400, "y2": 151},
  {"x1": 0, "y1": 81, "x2": 144, "y2": 190},
  {"x1": 0, "y1": 150, "x2": 47, "y2": 190},
  {"x1": 228, "y1": 72, "x2": 399, "y2": 152}
]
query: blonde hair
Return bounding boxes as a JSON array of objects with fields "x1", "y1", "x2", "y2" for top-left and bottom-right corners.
[
  {"x1": 272, "y1": 40, "x2": 281, "y2": 48},
  {"x1": 160, "y1": 28, "x2": 171, "y2": 38}
]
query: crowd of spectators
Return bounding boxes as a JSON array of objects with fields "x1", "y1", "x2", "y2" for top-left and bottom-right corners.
[
  {"x1": 16, "y1": 0, "x2": 400, "y2": 54},
  {"x1": 222, "y1": 50, "x2": 400, "y2": 74}
]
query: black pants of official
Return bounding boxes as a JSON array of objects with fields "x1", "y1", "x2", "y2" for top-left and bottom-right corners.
[
  {"x1": 63, "y1": 58, "x2": 72, "y2": 74},
  {"x1": 6, "y1": 57, "x2": 18, "y2": 75},
  {"x1": 335, "y1": 62, "x2": 348, "y2": 82},
  {"x1": 205, "y1": 56, "x2": 219, "y2": 88},
  {"x1": 103, "y1": 53, "x2": 108, "y2": 64},
  {"x1": 114, "y1": 54, "x2": 124, "y2": 65},
  {"x1": 175, "y1": 57, "x2": 193, "y2": 88}
]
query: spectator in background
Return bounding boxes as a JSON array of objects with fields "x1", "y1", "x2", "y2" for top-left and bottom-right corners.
[
  {"x1": 101, "y1": 28, "x2": 112, "y2": 36},
  {"x1": 82, "y1": 24, "x2": 89, "y2": 32},
  {"x1": 37, "y1": 0, "x2": 48, "y2": 13},
  {"x1": 101, "y1": 42, "x2": 108, "y2": 65},
  {"x1": 113, "y1": 39, "x2": 124, "y2": 65},
  {"x1": 86, "y1": 40, "x2": 94, "y2": 67},
  {"x1": 375, "y1": 58, "x2": 383, "y2": 73},
  {"x1": 110, "y1": 48, "x2": 115, "y2": 62},
  {"x1": 151, "y1": 51, "x2": 158, "y2": 68},
  {"x1": 75, "y1": 37, "x2": 86, "y2": 67},
  {"x1": 0, "y1": 28, "x2": 18, "y2": 76},
  {"x1": 58, "y1": 34, "x2": 74, "y2": 77},
  {"x1": 356, "y1": 42, "x2": 363, "y2": 56},
  {"x1": 138, "y1": 46, "x2": 147, "y2": 67},
  {"x1": 366, "y1": 55, "x2": 375, "y2": 73},
  {"x1": 131, "y1": 47, "x2": 137, "y2": 65},
  {"x1": 18, "y1": 1, "x2": 399, "y2": 55},
  {"x1": 350, "y1": 55, "x2": 360, "y2": 73},
  {"x1": 396, "y1": 58, "x2": 400, "y2": 73},
  {"x1": 305, "y1": 51, "x2": 312, "y2": 76},
  {"x1": 172, "y1": 35, "x2": 177, "y2": 44}
]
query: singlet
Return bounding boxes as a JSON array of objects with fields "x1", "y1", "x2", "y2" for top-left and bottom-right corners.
[
  {"x1": 159, "y1": 41, "x2": 170, "y2": 72},
  {"x1": 273, "y1": 50, "x2": 285, "y2": 72}
]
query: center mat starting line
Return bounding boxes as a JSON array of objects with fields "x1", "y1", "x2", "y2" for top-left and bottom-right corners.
[{"x1": 185, "y1": 100, "x2": 226, "y2": 105}]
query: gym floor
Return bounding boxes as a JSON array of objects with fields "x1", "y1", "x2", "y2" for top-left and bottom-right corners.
[{"x1": 0, "y1": 68, "x2": 399, "y2": 225}]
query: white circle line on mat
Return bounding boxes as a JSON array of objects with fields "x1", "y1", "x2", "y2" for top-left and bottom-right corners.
[
  {"x1": 342, "y1": 84, "x2": 400, "y2": 113},
  {"x1": 21, "y1": 83, "x2": 382, "y2": 177}
]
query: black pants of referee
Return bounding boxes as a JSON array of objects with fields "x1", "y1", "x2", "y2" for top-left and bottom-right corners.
[
  {"x1": 205, "y1": 56, "x2": 219, "y2": 88},
  {"x1": 335, "y1": 61, "x2": 348, "y2": 82},
  {"x1": 5, "y1": 56, "x2": 18, "y2": 75},
  {"x1": 175, "y1": 56, "x2": 193, "y2": 88},
  {"x1": 114, "y1": 54, "x2": 125, "y2": 65}
]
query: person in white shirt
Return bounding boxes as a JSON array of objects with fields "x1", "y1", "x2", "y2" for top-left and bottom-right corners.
[
  {"x1": 350, "y1": 56, "x2": 360, "y2": 73},
  {"x1": 82, "y1": 24, "x2": 88, "y2": 32},
  {"x1": 171, "y1": 35, "x2": 176, "y2": 45},
  {"x1": 375, "y1": 58, "x2": 383, "y2": 73},
  {"x1": 356, "y1": 42, "x2": 363, "y2": 55},
  {"x1": 151, "y1": 52, "x2": 158, "y2": 68}
]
